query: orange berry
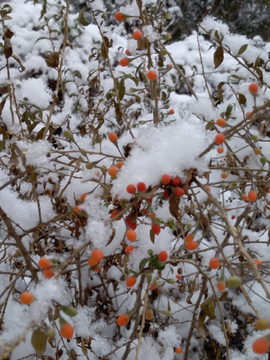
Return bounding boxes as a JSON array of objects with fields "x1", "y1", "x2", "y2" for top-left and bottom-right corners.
[
  {"x1": 60, "y1": 322, "x2": 74, "y2": 340},
  {"x1": 116, "y1": 161, "x2": 124, "y2": 169},
  {"x1": 241, "y1": 194, "x2": 248, "y2": 201},
  {"x1": 161, "y1": 174, "x2": 171, "y2": 185},
  {"x1": 221, "y1": 172, "x2": 228, "y2": 179},
  {"x1": 217, "y1": 146, "x2": 224, "y2": 154},
  {"x1": 126, "y1": 276, "x2": 136, "y2": 287},
  {"x1": 126, "y1": 184, "x2": 136, "y2": 194},
  {"x1": 74, "y1": 205, "x2": 83, "y2": 214},
  {"x1": 175, "y1": 347, "x2": 182, "y2": 354},
  {"x1": 152, "y1": 223, "x2": 161, "y2": 235},
  {"x1": 248, "y1": 190, "x2": 257, "y2": 202},
  {"x1": 132, "y1": 30, "x2": 143, "y2": 40},
  {"x1": 169, "y1": 109, "x2": 175, "y2": 114},
  {"x1": 125, "y1": 245, "x2": 135, "y2": 255},
  {"x1": 108, "y1": 132, "x2": 118, "y2": 142},
  {"x1": 125, "y1": 49, "x2": 131, "y2": 56},
  {"x1": 163, "y1": 190, "x2": 169, "y2": 199},
  {"x1": 249, "y1": 83, "x2": 259, "y2": 94},
  {"x1": 111, "y1": 209, "x2": 121, "y2": 220},
  {"x1": 88, "y1": 257, "x2": 98, "y2": 266},
  {"x1": 252, "y1": 337, "x2": 270, "y2": 354},
  {"x1": 137, "y1": 182, "x2": 146, "y2": 192},
  {"x1": 209, "y1": 257, "x2": 221, "y2": 269},
  {"x1": 42, "y1": 266, "x2": 55, "y2": 279},
  {"x1": 150, "y1": 283, "x2": 157, "y2": 290},
  {"x1": 185, "y1": 233, "x2": 194, "y2": 243},
  {"x1": 38, "y1": 257, "x2": 52, "y2": 269},
  {"x1": 117, "y1": 313, "x2": 131, "y2": 326},
  {"x1": 172, "y1": 176, "x2": 181, "y2": 186},
  {"x1": 254, "y1": 147, "x2": 261, "y2": 155},
  {"x1": 115, "y1": 12, "x2": 124, "y2": 21},
  {"x1": 145, "y1": 309, "x2": 154, "y2": 320},
  {"x1": 246, "y1": 112, "x2": 254, "y2": 119},
  {"x1": 176, "y1": 274, "x2": 181, "y2": 279},
  {"x1": 108, "y1": 165, "x2": 118, "y2": 177},
  {"x1": 125, "y1": 218, "x2": 137, "y2": 230},
  {"x1": 217, "y1": 281, "x2": 226, "y2": 291},
  {"x1": 91, "y1": 249, "x2": 104, "y2": 262},
  {"x1": 175, "y1": 187, "x2": 185, "y2": 196},
  {"x1": 216, "y1": 118, "x2": 226, "y2": 127},
  {"x1": 249, "y1": 259, "x2": 262, "y2": 269},
  {"x1": 215, "y1": 133, "x2": 225, "y2": 144},
  {"x1": 158, "y1": 251, "x2": 168, "y2": 262},
  {"x1": 150, "y1": 212, "x2": 156, "y2": 219},
  {"x1": 126, "y1": 229, "x2": 137, "y2": 242},
  {"x1": 19, "y1": 292, "x2": 34, "y2": 305},
  {"x1": 185, "y1": 241, "x2": 198, "y2": 251},
  {"x1": 92, "y1": 266, "x2": 101, "y2": 272},
  {"x1": 80, "y1": 193, "x2": 87, "y2": 201},
  {"x1": 119, "y1": 58, "x2": 129, "y2": 67},
  {"x1": 205, "y1": 186, "x2": 211, "y2": 192},
  {"x1": 147, "y1": 70, "x2": 157, "y2": 80}
]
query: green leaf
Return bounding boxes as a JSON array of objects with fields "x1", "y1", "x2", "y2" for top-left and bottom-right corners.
[
  {"x1": 118, "y1": 79, "x2": 125, "y2": 101},
  {"x1": 148, "y1": 257, "x2": 166, "y2": 271},
  {"x1": 78, "y1": 7, "x2": 91, "y2": 26},
  {"x1": 61, "y1": 306, "x2": 78, "y2": 317},
  {"x1": 139, "y1": 257, "x2": 150, "y2": 271},
  {"x1": 214, "y1": 46, "x2": 224, "y2": 69},
  {"x1": 31, "y1": 328, "x2": 48, "y2": 357},
  {"x1": 237, "y1": 44, "x2": 248, "y2": 55}
]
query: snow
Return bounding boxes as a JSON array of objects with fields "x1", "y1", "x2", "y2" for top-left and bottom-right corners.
[{"x1": 1, "y1": 0, "x2": 270, "y2": 359}]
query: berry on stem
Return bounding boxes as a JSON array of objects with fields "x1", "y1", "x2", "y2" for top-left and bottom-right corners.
[
  {"x1": 161, "y1": 174, "x2": 171, "y2": 185},
  {"x1": 248, "y1": 190, "x2": 257, "y2": 202},
  {"x1": 108, "y1": 132, "x2": 117, "y2": 142},
  {"x1": 185, "y1": 241, "x2": 198, "y2": 251},
  {"x1": 249, "y1": 83, "x2": 259, "y2": 95},
  {"x1": 117, "y1": 313, "x2": 131, "y2": 326},
  {"x1": 158, "y1": 251, "x2": 168, "y2": 262},
  {"x1": 126, "y1": 184, "x2": 136, "y2": 194},
  {"x1": 80, "y1": 193, "x2": 87, "y2": 201},
  {"x1": 185, "y1": 233, "x2": 194, "y2": 243},
  {"x1": 252, "y1": 337, "x2": 270, "y2": 354},
  {"x1": 126, "y1": 229, "x2": 137, "y2": 242},
  {"x1": 108, "y1": 166, "x2": 118, "y2": 177},
  {"x1": 249, "y1": 259, "x2": 262, "y2": 269},
  {"x1": 241, "y1": 194, "x2": 248, "y2": 201},
  {"x1": 221, "y1": 172, "x2": 228, "y2": 179},
  {"x1": 111, "y1": 209, "x2": 121, "y2": 220},
  {"x1": 60, "y1": 322, "x2": 74, "y2": 340},
  {"x1": 116, "y1": 161, "x2": 124, "y2": 169},
  {"x1": 38, "y1": 257, "x2": 52, "y2": 269},
  {"x1": 175, "y1": 348, "x2": 182, "y2": 354},
  {"x1": 215, "y1": 133, "x2": 225, "y2": 144},
  {"x1": 42, "y1": 266, "x2": 54, "y2": 279},
  {"x1": 169, "y1": 109, "x2": 175, "y2": 114},
  {"x1": 217, "y1": 146, "x2": 224, "y2": 154},
  {"x1": 137, "y1": 182, "x2": 146, "y2": 192},
  {"x1": 132, "y1": 30, "x2": 143, "y2": 40},
  {"x1": 125, "y1": 218, "x2": 137, "y2": 230},
  {"x1": 88, "y1": 257, "x2": 98, "y2": 266},
  {"x1": 209, "y1": 257, "x2": 221, "y2": 269},
  {"x1": 217, "y1": 281, "x2": 226, "y2": 291},
  {"x1": 115, "y1": 12, "x2": 124, "y2": 21},
  {"x1": 125, "y1": 245, "x2": 135, "y2": 255},
  {"x1": 172, "y1": 177, "x2": 181, "y2": 186},
  {"x1": 91, "y1": 249, "x2": 104, "y2": 262},
  {"x1": 152, "y1": 224, "x2": 161, "y2": 235},
  {"x1": 147, "y1": 70, "x2": 157, "y2": 80},
  {"x1": 126, "y1": 276, "x2": 136, "y2": 287},
  {"x1": 20, "y1": 292, "x2": 34, "y2": 305},
  {"x1": 119, "y1": 58, "x2": 129, "y2": 67},
  {"x1": 175, "y1": 187, "x2": 185, "y2": 196},
  {"x1": 216, "y1": 118, "x2": 226, "y2": 127}
]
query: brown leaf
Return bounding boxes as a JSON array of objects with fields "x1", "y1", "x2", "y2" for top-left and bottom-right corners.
[
  {"x1": 214, "y1": 46, "x2": 224, "y2": 69},
  {"x1": 169, "y1": 195, "x2": 181, "y2": 223}
]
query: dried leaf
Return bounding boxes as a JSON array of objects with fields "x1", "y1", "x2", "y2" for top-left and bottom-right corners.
[
  {"x1": 169, "y1": 195, "x2": 181, "y2": 223},
  {"x1": 214, "y1": 46, "x2": 224, "y2": 69}
]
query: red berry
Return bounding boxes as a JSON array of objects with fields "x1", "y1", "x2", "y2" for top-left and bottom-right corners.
[
  {"x1": 126, "y1": 276, "x2": 136, "y2": 287},
  {"x1": 215, "y1": 134, "x2": 225, "y2": 144},
  {"x1": 152, "y1": 224, "x2": 161, "y2": 235},
  {"x1": 111, "y1": 209, "x2": 121, "y2": 220},
  {"x1": 217, "y1": 146, "x2": 224, "y2": 154},
  {"x1": 126, "y1": 229, "x2": 137, "y2": 242},
  {"x1": 252, "y1": 337, "x2": 270, "y2": 354},
  {"x1": 185, "y1": 241, "x2": 198, "y2": 251},
  {"x1": 91, "y1": 249, "x2": 104, "y2": 262},
  {"x1": 137, "y1": 182, "x2": 146, "y2": 192},
  {"x1": 249, "y1": 83, "x2": 259, "y2": 94},
  {"x1": 248, "y1": 190, "x2": 257, "y2": 202},
  {"x1": 119, "y1": 58, "x2": 129, "y2": 67},
  {"x1": 169, "y1": 109, "x2": 175, "y2": 114},
  {"x1": 117, "y1": 313, "x2": 130, "y2": 326},
  {"x1": 158, "y1": 251, "x2": 168, "y2": 262},
  {"x1": 125, "y1": 218, "x2": 137, "y2": 230},
  {"x1": 163, "y1": 190, "x2": 169, "y2": 199},
  {"x1": 20, "y1": 292, "x2": 34, "y2": 305},
  {"x1": 115, "y1": 12, "x2": 124, "y2": 21},
  {"x1": 147, "y1": 70, "x2": 157, "y2": 80},
  {"x1": 216, "y1": 118, "x2": 226, "y2": 127},
  {"x1": 125, "y1": 245, "x2": 135, "y2": 255},
  {"x1": 161, "y1": 174, "x2": 171, "y2": 185},
  {"x1": 108, "y1": 132, "x2": 117, "y2": 142},
  {"x1": 38, "y1": 257, "x2": 52, "y2": 269},
  {"x1": 209, "y1": 257, "x2": 221, "y2": 269},
  {"x1": 175, "y1": 187, "x2": 185, "y2": 196},
  {"x1": 125, "y1": 49, "x2": 131, "y2": 56},
  {"x1": 172, "y1": 177, "x2": 181, "y2": 186},
  {"x1": 60, "y1": 322, "x2": 74, "y2": 339},
  {"x1": 132, "y1": 30, "x2": 143, "y2": 40},
  {"x1": 126, "y1": 184, "x2": 136, "y2": 194}
]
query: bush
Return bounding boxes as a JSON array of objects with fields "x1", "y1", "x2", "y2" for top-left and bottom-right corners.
[{"x1": 1, "y1": 0, "x2": 270, "y2": 359}]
